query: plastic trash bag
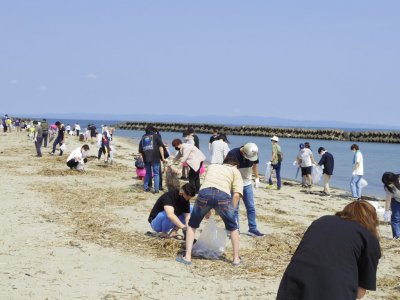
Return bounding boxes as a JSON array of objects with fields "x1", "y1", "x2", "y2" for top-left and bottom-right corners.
[
  {"x1": 265, "y1": 162, "x2": 272, "y2": 182},
  {"x1": 192, "y1": 217, "x2": 226, "y2": 259},
  {"x1": 60, "y1": 144, "x2": 66, "y2": 152},
  {"x1": 359, "y1": 178, "x2": 368, "y2": 188},
  {"x1": 311, "y1": 165, "x2": 323, "y2": 184}
]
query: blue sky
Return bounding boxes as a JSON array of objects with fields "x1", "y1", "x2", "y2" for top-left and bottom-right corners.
[{"x1": 1, "y1": 1, "x2": 399, "y2": 127}]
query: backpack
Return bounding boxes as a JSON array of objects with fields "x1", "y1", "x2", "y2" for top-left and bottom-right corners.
[{"x1": 277, "y1": 151, "x2": 283, "y2": 162}]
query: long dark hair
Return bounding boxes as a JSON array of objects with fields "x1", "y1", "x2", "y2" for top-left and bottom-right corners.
[{"x1": 382, "y1": 172, "x2": 400, "y2": 194}]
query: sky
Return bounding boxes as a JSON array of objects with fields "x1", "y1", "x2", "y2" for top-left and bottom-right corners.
[{"x1": 1, "y1": 1, "x2": 399, "y2": 127}]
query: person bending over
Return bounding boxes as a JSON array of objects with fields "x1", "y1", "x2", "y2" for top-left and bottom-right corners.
[
  {"x1": 148, "y1": 183, "x2": 196, "y2": 238},
  {"x1": 66, "y1": 144, "x2": 90, "y2": 170}
]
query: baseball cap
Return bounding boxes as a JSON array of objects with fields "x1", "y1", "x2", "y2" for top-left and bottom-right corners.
[
  {"x1": 242, "y1": 143, "x2": 258, "y2": 161},
  {"x1": 271, "y1": 136, "x2": 279, "y2": 142},
  {"x1": 299, "y1": 143, "x2": 305, "y2": 149}
]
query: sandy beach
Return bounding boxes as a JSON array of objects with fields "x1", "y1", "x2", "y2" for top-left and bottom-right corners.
[{"x1": 0, "y1": 131, "x2": 399, "y2": 300}]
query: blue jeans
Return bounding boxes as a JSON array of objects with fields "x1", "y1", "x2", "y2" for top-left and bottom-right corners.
[
  {"x1": 235, "y1": 184, "x2": 257, "y2": 232},
  {"x1": 52, "y1": 137, "x2": 63, "y2": 155},
  {"x1": 151, "y1": 212, "x2": 185, "y2": 233},
  {"x1": 391, "y1": 199, "x2": 400, "y2": 238},
  {"x1": 269, "y1": 162, "x2": 282, "y2": 189},
  {"x1": 350, "y1": 175, "x2": 363, "y2": 198},
  {"x1": 189, "y1": 187, "x2": 237, "y2": 231},
  {"x1": 144, "y1": 162, "x2": 160, "y2": 192}
]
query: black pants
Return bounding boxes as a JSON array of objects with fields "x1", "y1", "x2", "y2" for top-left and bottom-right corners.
[
  {"x1": 42, "y1": 132, "x2": 48, "y2": 147},
  {"x1": 189, "y1": 162, "x2": 202, "y2": 193},
  {"x1": 67, "y1": 159, "x2": 79, "y2": 169},
  {"x1": 35, "y1": 136, "x2": 43, "y2": 156}
]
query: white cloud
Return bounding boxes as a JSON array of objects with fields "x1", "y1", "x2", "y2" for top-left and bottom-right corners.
[
  {"x1": 85, "y1": 73, "x2": 97, "y2": 79},
  {"x1": 9, "y1": 80, "x2": 17, "y2": 84},
  {"x1": 37, "y1": 85, "x2": 48, "y2": 91}
]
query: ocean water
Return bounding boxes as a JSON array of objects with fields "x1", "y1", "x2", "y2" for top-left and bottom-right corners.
[{"x1": 42, "y1": 118, "x2": 400, "y2": 198}]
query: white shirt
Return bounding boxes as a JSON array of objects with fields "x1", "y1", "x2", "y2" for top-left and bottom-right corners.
[
  {"x1": 353, "y1": 151, "x2": 364, "y2": 175},
  {"x1": 210, "y1": 140, "x2": 230, "y2": 164},
  {"x1": 67, "y1": 147, "x2": 87, "y2": 162},
  {"x1": 298, "y1": 148, "x2": 313, "y2": 167}
]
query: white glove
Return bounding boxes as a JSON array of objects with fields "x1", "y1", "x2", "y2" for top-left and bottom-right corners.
[
  {"x1": 384, "y1": 211, "x2": 391, "y2": 222},
  {"x1": 254, "y1": 178, "x2": 260, "y2": 188}
]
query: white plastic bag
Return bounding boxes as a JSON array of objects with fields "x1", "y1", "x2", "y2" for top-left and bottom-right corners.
[
  {"x1": 60, "y1": 144, "x2": 66, "y2": 152},
  {"x1": 192, "y1": 218, "x2": 226, "y2": 259},
  {"x1": 359, "y1": 178, "x2": 368, "y2": 188},
  {"x1": 265, "y1": 162, "x2": 272, "y2": 182},
  {"x1": 311, "y1": 165, "x2": 323, "y2": 184}
]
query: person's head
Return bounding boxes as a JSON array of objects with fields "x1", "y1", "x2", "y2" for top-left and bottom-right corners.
[
  {"x1": 187, "y1": 127, "x2": 195, "y2": 134},
  {"x1": 145, "y1": 125, "x2": 154, "y2": 134},
  {"x1": 223, "y1": 155, "x2": 240, "y2": 168},
  {"x1": 382, "y1": 172, "x2": 400, "y2": 193},
  {"x1": 217, "y1": 133, "x2": 229, "y2": 143},
  {"x1": 55, "y1": 121, "x2": 61, "y2": 127},
  {"x1": 172, "y1": 138, "x2": 183, "y2": 151},
  {"x1": 212, "y1": 128, "x2": 218, "y2": 135},
  {"x1": 318, "y1": 147, "x2": 326, "y2": 155},
  {"x1": 42, "y1": 118, "x2": 47, "y2": 122},
  {"x1": 182, "y1": 129, "x2": 190, "y2": 137},
  {"x1": 351, "y1": 144, "x2": 359, "y2": 151},
  {"x1": 299, "y1": 143, "x2": 305, "y2": 150},
  {"x1": 33, "y1": 120, "x2": 38, "y2": 125},
  {"x1": 240, "y1": 143, "x2": 258, "y2": 161},
  {"x1": 304, "y1": 142, "x2": 310, "y2": 149},
  {"x1": 335, "y1": 200, "x2": 379, "y2": 240},
  {"x1": 81, "y1": 144, "x2": 90, "y2": 152},
  {"x1": 180, "y1": 183, "x2": 196, "y2": 200},
  {"x1": 271, "y1": 136, "x2": 279, "y2": 143}
]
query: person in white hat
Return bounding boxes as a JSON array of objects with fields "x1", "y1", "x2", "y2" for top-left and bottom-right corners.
[
  {"x1": 227, "y1": 143, "x2": 265, "y2": 237},
  {"x1": 267, "y1": 136, "x2": 283, "y2": 190}
]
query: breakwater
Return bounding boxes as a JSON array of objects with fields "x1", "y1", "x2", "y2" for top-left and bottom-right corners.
[{"x1": 115, "y1": 122, "x2": 400, "y2": 143}]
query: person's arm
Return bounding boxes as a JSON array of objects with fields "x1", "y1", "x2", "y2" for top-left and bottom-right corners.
[
  {"x1": 184, "y1": 213, "x2": 190, "y2": 226},
  {"x1": 164, "y1": 206, "x2": 186, "y2": 229},
  {"x1": 318, "y1": 154, "x2": 325, "y2": 166},
  {"x1": 311, "y1": 154, "x2": 317, "y2": 165},
  {"x1": 232, "y1": 192, "x2": 240, "y2": 209},
  {"x1": 357, "y1": 287, "x2": 366, "y2": 299},
  {"x1": 252, "y1": 163, "x2": 260, "y2": 187}
]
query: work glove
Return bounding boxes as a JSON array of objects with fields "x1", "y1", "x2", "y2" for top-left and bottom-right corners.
[
  {"x1": 254, "y1": 178, "x2": 260, "y2": 188},
  {"x1": 384, "y1": 211, "x2": 391, "y2": 222}
]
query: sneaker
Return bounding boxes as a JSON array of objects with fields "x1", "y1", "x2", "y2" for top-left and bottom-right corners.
[
  {"x1": 144, "y1": 188, "x2": 151, "y2": 192},
  {"x1": 49, "y1": 152, "x2": 54, "y2": 155},
  {"x1": 248, "y1": 229, "x2": 265, "y2": 238},
  {"x1": 265, "y1": 184, "x2": 274, "y2": 189}
]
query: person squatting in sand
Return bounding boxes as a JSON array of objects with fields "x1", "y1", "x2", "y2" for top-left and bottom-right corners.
[
  {"x1": 66, "y1": 144, "x2": 90, "y2": 170},
  {"x1": 148, "y1": 183, "x2": 196, "y2": 238},
  {"x1": 277, "y1": 200, "x2": 381, "y2": 300},
  {"x1": 176, "y1": 155, "x2": 243, "y2": 266}
]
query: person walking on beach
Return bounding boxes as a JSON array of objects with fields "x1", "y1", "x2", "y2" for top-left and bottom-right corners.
[
  {"x1": 32, "y1": 120, "x2": 43, "y2": 157},
  {"x1": 277, "y1": 200, "x2": 381, "y2": 300},
  {"x1": 176, "y1": 156, "x2": 243, "y2": 266},
  {"x1": 267, "y1": 136, "x2": 283, "y2": 190},
  {"x1": 148, "y1": 183, "x2": 196, "y2": 238},
  {"x1": 210, "y1": 134, "x2": 230, "y2": 164},
  {"x1": 227, "y1": 143, "x2": 265, "y2": 237},
  {"x1": 382, "y1": 172, "x2": 400, "y2": 240},
  {"x1": 317, "y1": 147, "x2": 334, "y2": 196},
  {"x1": 41, "y1": 118, "x2": 49, "y2": 148},
  {"x1": 66, "y1": 144, "x2": 90, "y2": 170},
  {"x1": 172, "y1": 138, "x2": 206, "y2": 194},
  {"x1": 350, "y1": 144, "x2": 364, "y2": 200},
  {"x1": 98, "y1": 131, "x2": 111, "y2": 163},
  {"x1": 139, "y1": 126, "x2": 167, "y2": 193},
  {"x1": 50, "y1": 121, "x2": 65, "y2": 156},
  {"x1": 296, "y1": 143, "x2": 316, "y2": 188}
]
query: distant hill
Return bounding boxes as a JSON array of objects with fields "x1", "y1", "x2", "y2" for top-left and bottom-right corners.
[{"x1": 14, "y1": 113, "x2": 400, "y2": 130}]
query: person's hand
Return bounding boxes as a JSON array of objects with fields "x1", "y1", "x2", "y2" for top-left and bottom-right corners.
[
  {"x1": 254, "y1": 178, "x2": 260, "y2": 188},
  {"x1": 384, "y1": 211, "x2": 391, "y2": 222},
  {"x1": 205, "y1": 211, "x2": 212, "y2": 219},
  {"x1": 352, "y1": 170, "x2": 356, "y2": 176}
]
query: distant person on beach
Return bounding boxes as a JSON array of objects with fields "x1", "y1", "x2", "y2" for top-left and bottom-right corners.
[
  {"x1": 1, "y1": 115, "x2": 7, "y2": 133},
  {"x1": 148, "y1": 183, "x2": 196, "y2": 237},
  {"x1": 89, "y1": 124, "x2": 97, "y2": 142},
  {"x1": 74, "y1": 123, "x2": 80, "y2": 137},
  {"x1": 277, "y1": 200, "x2": 381, "y2": 300},
  {"x1": 14, "y1": 119, "x2": 21, "y2": 133},
  {"x1": 187, "y1": 127, "x2": 200, "y2": 149},
  {"x1": 6, "y1": 116, "x2": 12, "y2": 132},
  {"x1": 49, "y1": 124, "x2": 58, "y2": 143},
  {"x1": 50, "y1": 121, "x2": 65, "y2": 156},
  {"x1": 66, "y1": 144, "x2": 90, "y2": 170},
  {"x1": 180, "y1": 129, "x2": 193, "y2": 180},
  {"x1": 296, "y1": 143, "x2": 317, "y2": 188},
  {"x1": 350, "y1": 144, "x2": 364, "y2": 200},
  {"x1": 227, "y1": 143, "x2": 265, "y2": 237},
  {"x1": 176, "y1": 156, "x2": 243, "y2": 266},
  {"x1": 210, "y1": 134, "x2": 230, "y2": 164},
  {"x1": 317, "y1": 147, "x2": 334, "y2": 196},
  {"x1": 66, "y1": 124, "x2": 71, "y2": 134},
  {"x1": 41, "y1": 119, "x2": 49, "y2": 148},
  {"x1": 98, "y1": 131, "x2": 111, "y2": 163},
  {"x1": 172, "y1": 138, "x2": 206, "y2": 194},
  {"x1": 139, "y1": 126, "x2": 167, "y2": 193},
  {"x1": 267, "y1": 136, "x2": 283, "y2": 190},
  {"x1": 382, "y1": 172, "x2": 400, "y2": 239},
  {"x1": 208, "y1": 128, "x2": 219, "y2": 150},
  {"x1": 32, "y1": 120, "x2": 43, "y2": 157}
]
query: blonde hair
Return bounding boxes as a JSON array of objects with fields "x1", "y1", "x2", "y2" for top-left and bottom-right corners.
[{"x1": 335, "y1": 200, "x2": 380, "y2": 240}]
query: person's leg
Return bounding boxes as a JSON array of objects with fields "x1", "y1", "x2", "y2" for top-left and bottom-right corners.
[
  {"x1": 275, "y1": 162, "x2": 281, "y2": 189},
  {"x1": 323, "y1": 174, "x2": 331, "y2": 194},
  {"x1": 159, "y1": 163, "x2": 163, "y2": 190},
  {"x1": 390, "y1": 199, "x2": 400, "y2": 238},
  {"x1": 355, "y1": 176, "x2": 363, "y2": 198},
  {"x1": 98, "y1": 147, "x2": 103, "y2": 160},
  {"x1": 144, "y1": 162, "x2": 152, "y2": 191},
  {"x1": 52, "y1": 137, "x2": 59, "y2": 153},
  {"x1": 59, "y1": 141, "x2": 64, "y2": 156},
  {"x1": 188, "y1": 165, "x2": 201, "y2": 193},
  {"x1": 152, "y1": 162, "x2": 160, "y2": 193},
  {"x1": 242, "y1": 184, "x2": 257, "y2": 232},
  {"x1": 150, "y1": 211, "x2": 168, "y2": 232},
  {"x1": 230, "y1": 229, "x2": 240, "y2": 263},
  {"x1": 67, "y1": 159, "x2": 79, "y2": 169},
  {"x1": 350, "y1": 175, "x2": 362, "y2": 198},
  {"x1": 36, "y1": 136, "x2": 43, "y2": 156}
]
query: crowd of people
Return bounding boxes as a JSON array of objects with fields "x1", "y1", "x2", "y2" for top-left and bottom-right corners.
[{"x1": 2, "y1": 116, "x2": 397, "y2": 299}]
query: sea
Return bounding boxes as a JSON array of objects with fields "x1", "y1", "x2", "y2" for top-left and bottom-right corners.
[{"x1": 44, "y1": 118, "x2": 400, "y2": 199}]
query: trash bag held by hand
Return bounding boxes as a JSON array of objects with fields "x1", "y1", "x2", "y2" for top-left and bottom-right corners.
[
  {"x1": 192, "y1": 217, "x2": 226, "y2": 259},
  {"x1": 60, "y1": 144, "x2": 66, "y2": 152},
  {"x1": 359, "y1": 178, "x2": 368, "y2": 188},
  {"x1": 311, "y1": 165, "x2": 323, "y2": 184}
]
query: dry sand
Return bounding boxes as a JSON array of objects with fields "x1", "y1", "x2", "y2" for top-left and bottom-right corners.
[{"x1": 0, "y1": 131, "x2": 399, "y2": 300}]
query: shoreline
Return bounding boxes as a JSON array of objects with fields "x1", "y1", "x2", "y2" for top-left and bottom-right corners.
[{"x1": 0, "y1": 131, "x2": 398, "y2": 299}]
